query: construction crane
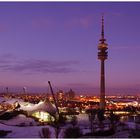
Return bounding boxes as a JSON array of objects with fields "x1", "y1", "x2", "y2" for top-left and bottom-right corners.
[
  {"x1": 48, "y1": 81, "x2": 60, "y2": 116},
  {"x1": 48, "y1": 81, "x2": 60, "y2": 138}
]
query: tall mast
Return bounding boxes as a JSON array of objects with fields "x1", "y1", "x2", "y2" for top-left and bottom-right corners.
[{"x1": 98, "y1": 15, "x2": 108, "y2": 110}]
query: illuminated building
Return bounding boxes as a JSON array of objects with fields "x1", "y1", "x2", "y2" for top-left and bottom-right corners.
[
  {"x1": 32, "y1": 111, "x2": 55, "y2": 122},
  {"x1": 20, "y1": 99, "x2": 56, "y2": 123}
]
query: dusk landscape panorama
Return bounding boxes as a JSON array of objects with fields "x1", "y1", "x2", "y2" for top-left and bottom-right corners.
[{"x1": 0, "y1": 1, "x2": 140, "y2": 139}]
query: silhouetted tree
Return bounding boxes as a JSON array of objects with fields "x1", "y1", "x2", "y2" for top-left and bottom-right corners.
[
  {"x1": 109, "y1": 111, "x2": 120, "y2": 130},
  {"x1": 64, "y1": 127, "x2": 82, "y2": 138},
  {"x1": 39, "y1": 127, "x2": 51, "y2": 138},
  {"x1": 86, "y1": 109, "x2": 97, "y2": 133},
  {"x1": 0, "y1": 130, "x2": 12, "y2": 138},
  {"x1": 129, "y1": 125, "x2": 140, "y2": 138},
  {"x1": 70, "y1": 115, "x2": 77, "y2": 127},
  {"x1": 58, "y1": 114, "x2": 66, "y2": 125},
  {"x1": 53, "y1": 114, "x2": 67, "y2": 138},
  {"x1": 97, "y1": 109, "x2": 105, "y2": 130}
]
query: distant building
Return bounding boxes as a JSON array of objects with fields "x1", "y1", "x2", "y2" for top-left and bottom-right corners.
[
  {"x1": 56, "y1": 90, "x2": 66, "y2": 101},
  {"x1": 66, "y1": 89, "x2": 75, "y2": 100}
]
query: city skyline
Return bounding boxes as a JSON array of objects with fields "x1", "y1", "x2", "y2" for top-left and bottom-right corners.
[{"x1": 0, "y1": 2, "x2": 140, "y2": 94}]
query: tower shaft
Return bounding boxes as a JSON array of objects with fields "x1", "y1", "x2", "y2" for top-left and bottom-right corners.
[{"x1": 100, "y1": 60, "x2": 105, "y2": 110}]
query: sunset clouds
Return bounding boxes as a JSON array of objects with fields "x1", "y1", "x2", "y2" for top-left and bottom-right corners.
[{"x1": 0, "y1": 54, "x2": 79, "y2": 74}]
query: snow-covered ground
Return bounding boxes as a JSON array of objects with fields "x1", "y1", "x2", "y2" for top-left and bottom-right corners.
[
  {"x1": 0, "y1": 123, "x2": 56, "y2": 138},
  {"x1": 0, "y1": 113, "x2": 137, "y2": 138},
  {"x1": 0, "y1": 112, "x2": 91, "y2": 138},
  {"x1": 0, "y1": 114, "x2": 36, "y2": 126}
]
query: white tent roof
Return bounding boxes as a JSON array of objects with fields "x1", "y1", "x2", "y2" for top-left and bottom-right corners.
[{"x1": 20, "y1": 99, "x2": 57, "y2": 115}]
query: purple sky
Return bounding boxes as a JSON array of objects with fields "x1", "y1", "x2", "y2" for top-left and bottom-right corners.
[{"x1": 0, "y1": 2, "x2": 140, "y2": 95}]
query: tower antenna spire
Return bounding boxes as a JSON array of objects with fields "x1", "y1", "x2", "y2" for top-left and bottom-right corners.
[
  {"x1": 100, "y1": 14, "x2": 106, "y2": 44},
  {"x1": 101, "y1": 14, "x2": 104, "y2": 41}
]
